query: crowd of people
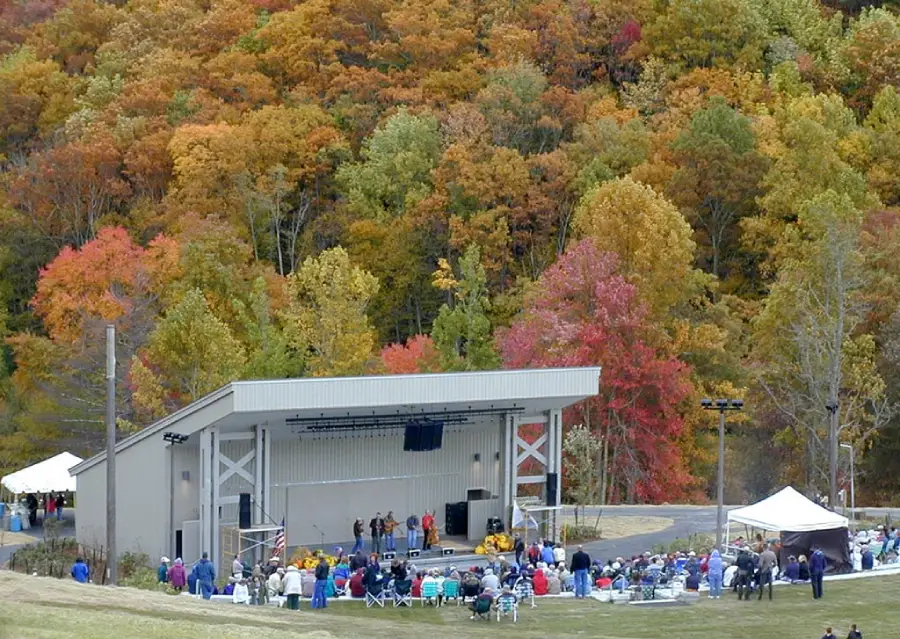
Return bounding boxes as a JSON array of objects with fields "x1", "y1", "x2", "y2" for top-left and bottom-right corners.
[{"x1": 20, "y1": 492, "x2": 67, "y2": 527}]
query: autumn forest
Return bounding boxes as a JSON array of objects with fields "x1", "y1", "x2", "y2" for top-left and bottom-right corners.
[{"x1": 0, "y1": 0, "x2": 899, "y2": 505}]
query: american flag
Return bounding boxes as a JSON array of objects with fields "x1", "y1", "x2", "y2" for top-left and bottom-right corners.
[{"x1": 273, "y1": 518, "x2": 285, "y2": 557}]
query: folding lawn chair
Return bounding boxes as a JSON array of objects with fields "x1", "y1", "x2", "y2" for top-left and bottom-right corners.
[
  {"x1": 470, "y1": 595, "x2": 492, "y2": 621},
  {"x1": 442, "y1": 578, "x2": 459, "y2": 605},
  {"x1": 365, "y1": 582, "x2": 385, "y2": 608},
  {"x1": 514, "y1": 576, "x2": 536, "y2": 609},
  {"x1": 495, "y1": 594, "x2": 518, "y2": 622},
  {"x1": 421, "y1": 580, "x2": 440, "y2": 606},
  {"x1": 393, "y1": 579, "x2": 412, "y2": 608}
]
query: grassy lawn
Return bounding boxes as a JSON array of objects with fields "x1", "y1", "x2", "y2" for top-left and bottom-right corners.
[{"x1": 0, "y1": 570, "x2": 897, "y2": 639}]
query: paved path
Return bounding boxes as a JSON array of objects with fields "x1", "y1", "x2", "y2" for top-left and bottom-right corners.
[
  {"x1": 578, "y1": 505, "x2": 736, "y2": 560},
  {"x1": 0, "y1": 511, "x2": 76, "y2": 566}
]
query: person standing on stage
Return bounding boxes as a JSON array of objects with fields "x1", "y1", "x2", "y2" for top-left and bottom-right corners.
[
  {"x1": 422, "y1": 510, "x2": 435, "y2": 550},
  {"x1": 369, "y1": 512, "x2": 385, "y2": 555},
  {"x1": 352, "y1": 518, "x2": 364, "y2": 554},
  {"x1": 406, "y1": 512, "x2": 419, "y2": 551},
  {"x1": 384, "y1": 511, "x2": 398, "y2": 552}
]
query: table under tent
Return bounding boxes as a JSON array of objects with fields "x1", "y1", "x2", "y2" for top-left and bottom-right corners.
[{"x1": 726, "y1": 486, "x2": 851, "y2": 572}]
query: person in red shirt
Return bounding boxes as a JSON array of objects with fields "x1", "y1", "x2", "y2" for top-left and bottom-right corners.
[
  {"x1": 349, "y1": 569, "x2": 366, "y2": 598},
  {"x1": 422, "y1": 511, "x2": 435, "y2": 550},
  {"x1": 412, "y1": 572, "x2": 423, "y2": 597},
  {"x1": 533, "y1": 569, "x2": 548, "y2": 595}
]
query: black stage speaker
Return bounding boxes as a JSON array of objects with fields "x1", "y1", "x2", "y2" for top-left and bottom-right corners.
[
  {"x1": 407, "y1": 548, "x2": 421, "y2": 558},
  {"x1": 239, "y1": 493, "x2": 252, "y2": 529},
  {"x1": 442, "y1": 548, "x2": 455, "y2": 556},
  {"x1": 383, "y1": 551, "x2": 397, "y2": 561},
  {"x1": 419, "y1": 421, "x2": 444, "y2": 451},
  {"x1": 404, "y1": 420, "x2": 445, "y2": 451},
  {"x1": 403, "y1": 421, "x2": 422, "y2": 451},
  {"x1": 546, "y1": 472, "x2": 559, "y2": 506}
]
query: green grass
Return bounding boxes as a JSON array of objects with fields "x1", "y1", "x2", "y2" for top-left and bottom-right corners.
[{"x1": 0, "y1": 569, "x2": 897, "y2": 639}]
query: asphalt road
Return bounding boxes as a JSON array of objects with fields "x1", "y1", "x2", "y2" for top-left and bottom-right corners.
[
  {"x1": 0, "y1": 511, "x2": 75, "y2": 566},
  {"x1": 578, "y1": 505, "x2": 735, "y2": 561}
]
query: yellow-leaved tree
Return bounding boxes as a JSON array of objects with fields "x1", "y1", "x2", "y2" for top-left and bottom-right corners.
[{"x1": 282, "y1": 247, "x2": 379, "y2": 377}]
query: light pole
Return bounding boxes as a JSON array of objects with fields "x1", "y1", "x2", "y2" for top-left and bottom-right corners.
[
  {"x1": 840, "y1": 442, "x2": 855, "y2": 517},
  {"x1": 826, "y1": 402, "x2": 839, "y2": 510},
  {"x1": 701, "y1": 398, "x2": 744, "y2": 551},
  {"x1": 163, "y1": 432, "x2": 189, "y2": 558}
]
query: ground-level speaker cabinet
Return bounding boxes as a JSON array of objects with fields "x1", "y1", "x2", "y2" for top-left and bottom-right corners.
[
  {"x1": 239, "y1": 493, "x2": 252, "y2": 530},
  {"x1": 546, "y1": 473, "x2": 559, "y2": 506}
]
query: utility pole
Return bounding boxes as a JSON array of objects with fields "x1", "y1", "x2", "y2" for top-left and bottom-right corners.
[
  {"x1": 701, "y1": 398, "x2": 744, "y2": 551},
  {"x1": 826, "y1": 401, "x2": 839, "y2": 510},
  {"x1": 106, "y1": 325, "x2": 117, "y2": 585}
]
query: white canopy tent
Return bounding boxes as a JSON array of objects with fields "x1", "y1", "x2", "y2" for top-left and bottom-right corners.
[
  {"x1": 1, "y1": 452, "x2": 83, "y2": 497},
  {"x1": 727, "y1": 486, "x2": 848, "y2": 533}
]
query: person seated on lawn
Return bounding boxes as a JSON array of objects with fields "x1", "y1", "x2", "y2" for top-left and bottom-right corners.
[
  {"x1": 469, "y1": 587, "x2": 495, "y2": 619},
  {"x1": 447, "y1": 566, "x2": 461, "y2": 584},
  {"x1": 421, "y1": 570, "x2": 438, "y2": 604},
  {"x1": 783, "y1": 556, "x2": 800, "y2": 581},
  {"x1": 547, "y1": 569, "x2": 562, "y2": 595},
  {"x1": 503, "y1": 565, "x2": 520, "y2": 588},
  {"x1": 349, "y1": 568, "x2": 366, "y2": 598},
  {"x1": 558, "y1": 565, "x2": 573, "y2": 591},
  {"x1": 349, "y1": 550, "x2": 366, "y2": 572},
  {"x1": 495, "y1": 585, "x2": 518, "y2": 617},
  {"x1": 333, "y1": 558, "x2": 350, "y2": 588},
  {"x1": 233, "y1": 577, "x2": 250, "y2": 604},
  {"x1": 223, "y1": 576, "x2": 236, "y2": 596},
  {"x1": 533, "y1": 567, "x2": 548, "y2": 595},
  {"x1": 798, "y1": 555, "x2": 811, "y2": 581},
  {"x1": 481, "y1": 567, "x2": 500, "y2": 592},
  {"x1": 462, "y1": 571, "x2": 481, "y2": 599},
  {"x1": 685, "y1": 571, "x2": 700, "y2": 592},
  {"x1": 412, "y1": 571, "x2": 424, "y2": 598},
  {"x1": 861, "y1": 546, "x2": 874, "y2": 571}
]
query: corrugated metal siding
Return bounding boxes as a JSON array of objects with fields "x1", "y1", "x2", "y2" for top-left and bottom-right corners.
[
  {"x1": 75, "y1": 464, "x2": 107, "y2": 549},
  {"x1": 261, "y1": 419, "x2": 503, "y2": 545},
  {"x1": 232, "y1": 367, "x2": 600, "y2": 414}
]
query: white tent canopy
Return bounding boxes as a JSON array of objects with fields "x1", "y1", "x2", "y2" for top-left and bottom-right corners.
[
  {"x1": 1, "y1": 452, "x2": 83, "y2": 495},
  {"x1": 727, "y1": 486, "x2": 848, "y2": 532}
]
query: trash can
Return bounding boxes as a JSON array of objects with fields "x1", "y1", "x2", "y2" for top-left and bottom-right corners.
[
  {"x1": 0, "y1": 502, "x2": 5, "y2": 518},
  {"x1": 10, "y1": 514, "x2": 22, "y2": 532}
]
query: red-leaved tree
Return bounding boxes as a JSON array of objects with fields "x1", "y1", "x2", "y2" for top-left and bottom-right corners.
[
  {"x1": 380, "y1": 334, "x2": 442, "y2": 374},
  {"x1": 499, "y1": 238, "x2": 696, "y2": 503}
]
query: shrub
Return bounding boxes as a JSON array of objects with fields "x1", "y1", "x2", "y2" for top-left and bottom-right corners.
[
  {"x1": 562, "y1": 523, "x2": 601, "y2": 542},
  {"x1": 119, "y1": 551, "x2": 150, "y2": 579},
  {"x1": 120, "y1": 566, "x2": 168, "y2": 592}
]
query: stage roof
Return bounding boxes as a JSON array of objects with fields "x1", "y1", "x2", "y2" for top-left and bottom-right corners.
[{"x1": 71, "y1": 367, "x2": 601, "y2": 475}]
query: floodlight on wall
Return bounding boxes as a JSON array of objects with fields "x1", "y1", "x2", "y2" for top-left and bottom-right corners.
[
  {"x1": 495, "y1": 451, "x2": 500, "y2": 461},
  {"x1": 473, "y1": 453, "x2": 481, "y2": 462},
  {"x1": 163, "y1": 432, "x2": 189, "y2": 444},
  {"x1": 181, "y1": 471, "x2": 190, "y2": 481}
]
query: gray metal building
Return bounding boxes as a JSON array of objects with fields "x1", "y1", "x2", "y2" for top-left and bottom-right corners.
[{"x1": 70, "y1": 367, "x2": 600, "y2": 568}]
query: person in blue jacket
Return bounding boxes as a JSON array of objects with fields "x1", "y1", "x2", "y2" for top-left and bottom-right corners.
[
  {"x1": 157, "y1": 557, "x2": 170, "y2": 583},
  {"x1": 860, "y1": 546, "x2": 874, "y2": 571},
  {"x1": 194, "y1": 551, "x2": 217, "y2": 600},
  {"x1": 71, "y1": 557, "x2": 89, "y2": 583},
  {"x1": 810, "y1": 546, "x2": 827, "y2": 599}
]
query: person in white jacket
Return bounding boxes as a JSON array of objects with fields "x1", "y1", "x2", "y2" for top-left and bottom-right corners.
[
  {"x1": 282, "y1": 565, "x2": 303, "y2": 610},
  {"x1": 267, "y1": 567, "x2": 284, "y2": 599},
  {"x1": 232, "y1": 577, "x2": 250, "y2": 605}
]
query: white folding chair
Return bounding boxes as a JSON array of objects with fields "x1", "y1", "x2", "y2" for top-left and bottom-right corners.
[{"x1": 496, "y1": 595, "x2": 518, "y2": 622}]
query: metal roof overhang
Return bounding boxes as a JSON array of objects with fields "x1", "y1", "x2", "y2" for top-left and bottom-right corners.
[{"x1": 70, "y1": 367, "x2": 601, "y2": 475}]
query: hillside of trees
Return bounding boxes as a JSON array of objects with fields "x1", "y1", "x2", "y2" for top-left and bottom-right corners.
[{"x1": 1, "y1": 0, "x2": 899, "y2": 505}]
